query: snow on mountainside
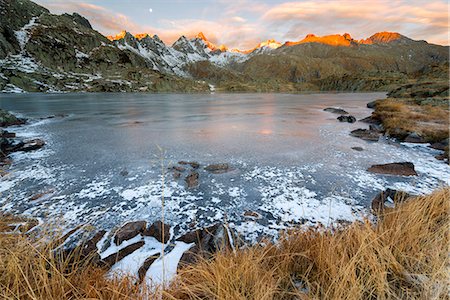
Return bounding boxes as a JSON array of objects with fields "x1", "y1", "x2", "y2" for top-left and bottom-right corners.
[{"x1": 108, "y1": 32, "x2": 250, "y2": 76}]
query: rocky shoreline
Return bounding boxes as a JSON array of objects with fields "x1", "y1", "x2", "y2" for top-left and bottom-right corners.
[{"x1": 1, "y1": 95, "x2": 448, "y2": 283}]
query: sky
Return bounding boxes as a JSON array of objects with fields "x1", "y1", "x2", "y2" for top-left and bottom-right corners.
[{"x1": 34, "y1": 0, "x2": 449, "y2": 49}]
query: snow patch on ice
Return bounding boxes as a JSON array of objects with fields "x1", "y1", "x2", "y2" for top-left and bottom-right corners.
[{"x1": 146, "y1": 241, "x2": 194, "y2": 285}]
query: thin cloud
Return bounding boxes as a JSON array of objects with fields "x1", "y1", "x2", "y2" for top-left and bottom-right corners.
[{"x1": 34, "y1": 0, "x2": 449, "y2": 47}]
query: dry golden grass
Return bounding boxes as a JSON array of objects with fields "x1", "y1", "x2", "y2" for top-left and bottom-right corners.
[
  {"x1": 0, "y1": 188, "x2": 448, "y2": 299},
  {"x1": 168, "y1": 188, "x2": 449, "y2": 299},
  {"x1": 374, "y1": 98, "x2": 449, "y2": 142}
]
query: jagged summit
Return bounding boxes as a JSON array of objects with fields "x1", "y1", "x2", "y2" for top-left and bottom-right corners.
[
  {"x1": 196, "y1": 32, "x2": 207, "y2": 41},
  {"x1": 108, "y1": 31, "x2": 414, "y2": 52}
]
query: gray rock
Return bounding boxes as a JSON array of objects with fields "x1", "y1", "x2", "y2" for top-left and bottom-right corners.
[
  {"x1": 404, "y1": 132, "x2": 426, "y2": 143},
  {"x1": 102, "y1": 241, "x2": 145, "y2": 267},
  {"x1": 366, "y1": 100, "x2": 379, "y2": 109},
  {"x1": 337, "y1": 115, "x2": 356, "y2": 123},
  {"x1": 114, "y1": 221, "x2": 147, "y2": 245},
  {"x1": 178, "y1": 161, "x2": 200, "y2": 169},
  {"x1": 351, "y1": 147, "x2": 364, "y2": 151},
  {"x1": 368, "y1": 162, "x2": 417, "y2": 176},
  {"x1": 369, "y1": 124, "x2": 384, "y2": 133},
  {"x1": 143, "y1": 221, "x2": 171, "y2": 243},
  {"x1": 204, "y1": 163, "x2": 230, "y2": 173},
  {"x1": 185, "y1": 172, "x2": 199, "y2": 188},
  {"x1": 15, "y1": 139, "x2": 45, "y2": 152},
  {"x1": 430, "y1": 138, "x2": 449, "y2": 151},
  {"x1": 324, "y1": 107, "x2": 348, "y2": 114},
  {"x1": 177, "y1": 224, "x2": 235, "y2": 267},
  {"x1": 371, "y1": 189, "x2": 410, "y2": 214},
  {"x1": 350, "y1": 129, "x2": 380, "y2": 141}
]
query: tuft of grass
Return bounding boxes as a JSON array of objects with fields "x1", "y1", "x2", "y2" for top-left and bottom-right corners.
[
  {"x1": 0, "y1": 188, "x2": 448, "y2": 299},
  {"x1": 373, "y1": 98, "x2": 449, "y2": 142}
]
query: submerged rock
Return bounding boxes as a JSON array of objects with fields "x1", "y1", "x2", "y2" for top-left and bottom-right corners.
[
  {"x1": 185, "y1": 171, "x2": 199, "y2": 188},
  {"x1": 337, "y1": 115, "x2": 356, "y2": 123},
  {"x1": 170, "y1": 165, "x2": 186, "y2": 172},
  {"x1": 404, "y1": 132, "x2": 426, "y2": 143},
  {"x1": 323, "y1": 107, "x2": 348, "y2": 114},
  {"x1": 204, "y1": 163, "x2": 230, "y2": 173},
  {"x1": 351, "y1": 147, "x2": 364, "y2": 151},
  {"x1": 143, "y1": 221, "x2": 171, "y2": 243},
  {"x1": 114, "y1": 221, "x2": 146, "y2": 245},
  {"x1": 368, "y1": 162, "x2": 417, "y2": 176},
  {"x1": 178, "y1": 161, "x2": 200, "y2": 169},
  {"x1": 350, "y1": 129, "x2": 380, "y2": 141}
]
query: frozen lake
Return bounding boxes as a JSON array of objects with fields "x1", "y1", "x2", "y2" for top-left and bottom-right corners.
[{"x1": 1, "y1": 92, "x2": 448, "y2": 241}]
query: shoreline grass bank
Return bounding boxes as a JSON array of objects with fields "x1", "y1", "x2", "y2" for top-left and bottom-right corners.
[{"x1": 0, "y1": 188, "x2": 448, "y2": 299}]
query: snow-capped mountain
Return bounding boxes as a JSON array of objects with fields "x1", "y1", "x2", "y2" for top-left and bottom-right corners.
[{"x1": 108, "y1": 32, "x2": 250, "y2": 76}]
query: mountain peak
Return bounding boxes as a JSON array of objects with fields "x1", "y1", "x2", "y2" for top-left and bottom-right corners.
[
  {"x1": 196, "y1": 32, "x2": 207, "y2": 41},
  {"x1": 362, "y1": 31, "x2": 408, "y2": 44},
  {"x1": 107, "y1": 30, "x2": 128, "y2": 41}
]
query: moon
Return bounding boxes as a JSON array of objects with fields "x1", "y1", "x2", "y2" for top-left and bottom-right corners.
[{"x1": 149, "y1": 8, "x2": 153, "y2": 13}]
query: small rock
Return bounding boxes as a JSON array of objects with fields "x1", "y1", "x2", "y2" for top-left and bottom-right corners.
[
  {"x1": 41, "y1": 114, "x2": 68, "y2": 120},
  {"x1": 0, "y1": 130, "x2": 15, "y2": 138},
  {"x1": 429, "y1": 138, "x2": 449, "y2": 151},
  {"x1": 368, "y1": 162, "x2": 417, "y2": 176},
  {"x1": 82, "y1": 230, "x2": 107, "y2": 257},
  {"x1": 369, "y1": 124, "x2": 384, "y2": 132},
  {"x1": 323, "y1": 107, "x2": 348, "y2": 114},
  {"x1": 185, "y1": 172, "x2": 199, "y2": 188},
  {"x1": 371, "y1": 189, "x2": 410, "y2": 214},
  {"x1": 337, "y1": 115, "x2": 356, "y2": 123},
  {"x1": 16, "y1": 139, "x2": 45, "y2": 152},
  {"x1": 204, "y1": 163, "x2": 230, "y2": 173},
  {"x1": 138, "y1": 254, "x2": 160, "y2": 282},
  {"x1": 435, "y1": 153, "x2": 448, "y2": 161},
  {"x1": 359, "y1": 115, "x2": 381, "y2": 124},
  {"x1": 177, "y1": 224, "x2": 235, "y2": 267},
  {"x1": 114, "y1": 221, "x2": 147, "y2": 245},
  {"x1": 351, "y1": 147, "x2": 364, "y2": 151},
  {"x1": 143, "y1": 221, "x2": 171, "y2": 243},
  {"x1": 102, "y1": 241, "x2": 145, "y2": 267},
  {"x1": 178, "y1": 161, "x2": 200, "y2": 169},
  {"x1": 119, "y1": 169, "x2": 129, "y2": 176},
  {"x1": 404, "y1": 132, "x2": 426, "y2": 143},
  {"x1": 243, "y1": 210, "x2": 262, "y2": 219},
  {"x1": 350, "y1": 129, "x2": 380, "y2": 141},
  {"x1": 29, "y1": 189, "x2": 54, "y2": 201},
  {"x1": 170, "y1": 166, "x2": 186, "y2": 172},
  {"x1": 366, "y1": 100, "x2": 379, "y2": 109}
]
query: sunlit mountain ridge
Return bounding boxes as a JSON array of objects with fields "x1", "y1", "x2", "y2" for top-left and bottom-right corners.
[{"x1": 107, "y1": 30, "x2": 412, "y2": 54}]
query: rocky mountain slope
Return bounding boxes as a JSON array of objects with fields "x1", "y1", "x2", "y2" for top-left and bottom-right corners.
[{"x1": 0, "y1": 0, "x2": 448, "y2": 93}]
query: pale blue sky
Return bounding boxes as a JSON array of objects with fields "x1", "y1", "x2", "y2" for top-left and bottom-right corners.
[{"x1": 35, "y1": 0, "x2": 449, "y2": 49}]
